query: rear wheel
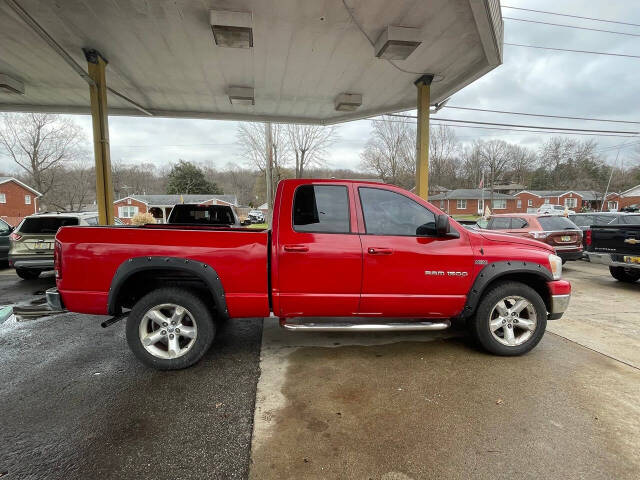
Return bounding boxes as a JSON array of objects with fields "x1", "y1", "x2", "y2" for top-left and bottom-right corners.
[
  {"x1": 470, "y1": 281, "x2": 547, "y2": 356},
  {"x1": 126, "y1": 288, "x2": 216, "y2": 370},
  {"x1": 609, "y1": 266, "x2": 640, "y2": 283},
  {"x1": 16, "y1": 268, "x2": 40, "y2": 280}
]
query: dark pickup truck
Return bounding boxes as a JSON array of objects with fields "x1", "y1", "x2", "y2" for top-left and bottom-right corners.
[{"x1": 586, "y1": 214, "x2": 640, "y2": 283}]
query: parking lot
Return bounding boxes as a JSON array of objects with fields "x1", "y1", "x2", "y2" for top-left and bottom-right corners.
[{"x1": 1, "y1": 261, "x2": 638, "y2": 479}]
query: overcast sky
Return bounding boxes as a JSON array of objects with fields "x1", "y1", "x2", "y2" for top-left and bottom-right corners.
[{"x1": 2, "y1": 0, "x2": 639, "y2": 174}]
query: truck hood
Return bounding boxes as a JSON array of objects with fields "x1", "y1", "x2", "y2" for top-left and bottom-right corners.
[{"x1": 478, "y1": 231, "x2": 554, "y2": 252}]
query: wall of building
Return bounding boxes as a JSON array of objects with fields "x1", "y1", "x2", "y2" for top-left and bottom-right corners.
[
  {"x1": 0, "y1": 180, "x2": 38, "y2": 226},
  {"x1": 113, "y1": 198, "x2": 148, "y2": 224}
]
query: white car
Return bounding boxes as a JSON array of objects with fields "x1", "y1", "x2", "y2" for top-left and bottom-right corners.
[{"x1": 537, "y1": 204, "x2": 575, "y2": 216}]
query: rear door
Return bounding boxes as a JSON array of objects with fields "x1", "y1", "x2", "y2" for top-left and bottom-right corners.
[
  {"x1": 357, "y1": 186, "x2": 473, "y2": 318},
  {"x1": 274, "y1": 183, "x2": 362, "y2": 317}
]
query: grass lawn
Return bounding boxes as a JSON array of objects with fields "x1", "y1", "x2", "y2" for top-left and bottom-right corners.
[
  {"x1": 246, "y1": 223, "x2": 269, "y2": 229},
  {"x1": 452, "y1": 214, "x2": 480, "y2": 221}
]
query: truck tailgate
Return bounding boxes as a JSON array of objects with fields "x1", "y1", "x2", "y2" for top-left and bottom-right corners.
[
  {"x1": 55, "y1": 226, "x2": 270, "y2": 317},
  {"x1": 590, "y1": 225, "x2": 640, "y2": 257}
]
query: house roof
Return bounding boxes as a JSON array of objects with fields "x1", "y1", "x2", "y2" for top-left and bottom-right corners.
[
  {"x1": 620, "y1": 184, "x2": 640, "y2": 197},
  {"x1": 429, "y1": 189, "x2": 513, "y2": 200},
  {"x1": 492, "y1": 183, "x2": 525, "y2": 191},
  {"x1": 0, "y1": 177, "x2": 42, "y2": 196},
  {"x1": 115, "y1": 194, "x2": 238, "y2": 206},
  {"x1": 517, "y1": 190, "x2": 603, "y2": 200}
]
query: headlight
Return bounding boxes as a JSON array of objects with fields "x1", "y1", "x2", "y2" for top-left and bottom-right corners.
[{"x1": 548, "y1": 253, "x2": 562, "y2": 280}]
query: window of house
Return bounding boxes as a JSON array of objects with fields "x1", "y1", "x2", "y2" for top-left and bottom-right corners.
[
  {"x1": 607, "y1": 201, "x2": 618, "y2": 211},
  {"x1": 544, "y1": 198, "x2": 550, "y2": 204},
  {"x1": 456, "y1": 199, "x2": 467, "y2": 209},
  {"x1": 565, "y1": 197, "x2": 578, "y2": 208},
  {"x1": 0, "y1": 193, "x2": 5, "y2": 204},
  {"x1": 493, "y1": 199, "x2": 507, "y2": 209},
  {"x1": 293, "y1": 185, "x2": 350, "y2": 233},
  {"x1": 25, "y1": 194, "x2": 31, "y2": 205},
  {"x1": 517, "y1": 200, "x2": 522, "y2": 208},
  {"x1": 359, "y1": 187, "x2": 436, "y2": 236},
  {"x1": 118, "y1": 206, "x2": 139, "y2": 218},
  {"x1": 528, "y1": 199, "x2": 533, "y2": 207},
  {"x1": 440, "y1": 200, "x2": 445, "y2": 209}
]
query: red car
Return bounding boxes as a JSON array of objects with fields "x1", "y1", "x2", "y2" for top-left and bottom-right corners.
[
  {"x1": 483, "y1": 214, "x2": 583, "y2": 263},
  {"x1": 47, "y1": 179, "x2": 571, "y2": 370}
]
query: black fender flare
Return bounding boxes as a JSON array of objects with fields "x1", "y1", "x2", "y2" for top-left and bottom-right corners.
[
  {"x1": 462, "y1": 260, "x2": 552, "y2": 317},
  {"x1": 107, "y1": 256, "x2": 228, "y2": 319}
]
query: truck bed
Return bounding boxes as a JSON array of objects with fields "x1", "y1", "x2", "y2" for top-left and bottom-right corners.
[{"x1": 56, "y1": 225, "x2": 270, "y2": 317}]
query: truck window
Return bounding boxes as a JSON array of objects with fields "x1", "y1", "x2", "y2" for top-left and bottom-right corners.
[
  {"x1": 618, "y1": 215, "x2": 640, "y2": 225},
  {"x1": 293, "y1": 185, "x2": 350, "y2": 233},
  {"x1": 488, "y1": 217, "x2": 511, "y2": 230},
  {"x1": 569, "y1": 215, "x2": 593, "y2": 227},
  {"x1": 359, "y1": 187, "x2": 435, "y2": 236}
]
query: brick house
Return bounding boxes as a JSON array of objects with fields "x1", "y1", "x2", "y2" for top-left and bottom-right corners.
[
  {"x1": 0, "y1": 176, "x2": 41, "y2": 226},
  {"x1": 514, "y1": 190, "x2": 605, "y2": 213},
  {"x1": 606, "y1": 184, "x2": 640, "y2": 211},
  {"x1": 113, "y1": 194, "x2": 238, "y2": 224},
  {"x1": 429, "y1": 189, "x2": 517, "y2": 216}
]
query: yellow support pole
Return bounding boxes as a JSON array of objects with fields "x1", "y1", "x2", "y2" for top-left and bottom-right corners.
[
  {"x1": 84, "y1": 48, "x2": 115, "y2": 225},
  {"x1": 415, "y1": 75, "x2": 433, "y2": 200}
]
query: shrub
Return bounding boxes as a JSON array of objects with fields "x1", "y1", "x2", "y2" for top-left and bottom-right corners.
[{"x1": 130, "y1": 212, "x2": 156, "y2": 225}]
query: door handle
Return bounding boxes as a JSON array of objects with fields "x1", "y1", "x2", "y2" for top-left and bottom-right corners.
[
  {"x1": 284, "y1": 244, "x2": 309, "y2": 252},
  {"x1": 367, "y1": 247, "x2": 393, "y2": 255}
]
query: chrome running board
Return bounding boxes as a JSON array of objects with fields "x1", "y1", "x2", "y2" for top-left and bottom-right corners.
[{"x1": 281, "y1": 320, "x2": 451, "y2": 332}]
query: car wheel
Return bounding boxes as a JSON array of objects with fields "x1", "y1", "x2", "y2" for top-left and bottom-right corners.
[
  {"x1": 470, "y1": 281, "x2": 547, "y2": 356},
  {"x1": 609, "y1": 266, "x2": 640, "y2": 283},
  {"x1": 126, "y1": 287, "x2": 216, "y2": 370},
  {"x1": 16, "y1": 268, "x2": 41, "y2": 280}
]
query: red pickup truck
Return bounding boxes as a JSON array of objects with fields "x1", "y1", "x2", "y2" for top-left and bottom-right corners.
[{"x1": 47, "y1": 179, "x2": 571, "y2": 370}]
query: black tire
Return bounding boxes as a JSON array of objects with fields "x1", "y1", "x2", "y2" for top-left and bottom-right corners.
[
  {"x1": 469, "y1": 281, "x2": 547, "y2": 356},
  {"x1": 16, "y1": 268, "x2": 41, "y2": 280},
  {"x1": 126, "y1": 287, "x2": 216, "y2": 370},
  {"x1": 609, "y1": 266, "x2": 640, "y2": 283}
]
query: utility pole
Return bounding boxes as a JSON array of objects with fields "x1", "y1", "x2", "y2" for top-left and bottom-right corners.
[{"x1": 265, "y1": 122, "x2": 273, "y2": 210}]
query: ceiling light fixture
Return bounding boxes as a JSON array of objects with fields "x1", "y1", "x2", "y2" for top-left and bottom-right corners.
[
  {"x1": 227, "y1": 86, "x2": 254, "y2": 105},
  {"x1": 210, "y1": 10, "x2": 253, "y2": 48},
  {"x1": 0, "y1": 73, "x2": 25, "y2": 94},
  {"x1": 374, "y1": 26, "x2": 422, "y2": 60},
  {"x1": 335, "y1": 93, "x2": 362, "y2": 112}
]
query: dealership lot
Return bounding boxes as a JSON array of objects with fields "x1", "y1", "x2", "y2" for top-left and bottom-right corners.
[{"x1": 1, "y1": 261, "x2": 638, "y2": 479}]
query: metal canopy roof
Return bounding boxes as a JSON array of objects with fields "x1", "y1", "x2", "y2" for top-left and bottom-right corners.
[{"x1": 0, "y1": 0, "x2": 503, "y2": 125}]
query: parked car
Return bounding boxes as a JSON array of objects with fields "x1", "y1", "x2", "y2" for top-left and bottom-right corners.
[
  {"x1": 481, "y1": 214, "x2": 583, "y2": 263},
  {"x1": 0, "y1": 218, "x2": 13, "y2": 264},
  {"x1": 167, "y1": 204, "x2": 240, "y2": 227},
  {"x1": 248, "y1": 209, "x2": 266, "y2": 224},
  {"x1": 621, "y1": 204, "x2": 639, "y2": 213},
  {"x1": 568, "y1": 212, "x2": 625, "y2": 250},
  {"x1": 537, "y1": 204, "x2": 575, "y2": 216},
  {"x1": 8, "y1": 212, "x2": 104, "y2": 279},
  {"x1": 49, "y1": 179, "x2": 571, "y2": 370},
  {"x1": 586, "y1": 214, "x2": 640, "y2": 283}
]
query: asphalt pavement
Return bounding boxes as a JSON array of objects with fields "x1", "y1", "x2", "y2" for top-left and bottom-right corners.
[{"x1": 0, "y1": 268, "x2": 263, "y2": 480}]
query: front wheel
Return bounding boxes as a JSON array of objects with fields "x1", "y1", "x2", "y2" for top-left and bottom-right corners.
[
  {"x1": 126, "y1": 288, "x2": 216, "y2": 370},
  {"x1": 470, "y1": 281, "x2": 547, "y2": 356},
  {"x1": 609, "y1": 266, "x2": 640, "y2": 283}
]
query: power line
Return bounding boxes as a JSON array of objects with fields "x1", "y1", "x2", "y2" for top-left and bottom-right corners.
[
  {"x1": 444, "y1": 106, "x2": 640, "y2": 125},
  {"x1": 502, "y1": 5, "x2": 640, "y2": 28},
  {"x1": 387, "y1": 114, "x2": 640, "y2": 135},
  {"x1": 503, "y1": 17, "x2": 640, "y2": 37},
  {"x1": 505, "y1": 42, "x2": 640, "y2": 59}
]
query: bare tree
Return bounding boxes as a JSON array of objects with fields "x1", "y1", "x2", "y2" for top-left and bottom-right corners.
[
  {"x1": 429, "y1": 124, "x2": 460, "y2": 189},
  {"x1": 47, "y1": 157, "x2": 95, "y2": 211},
  {"x1": 461, "y1": 144, "x2": 485, "y2": 188},
  {"x1": 237, "y1": 122, "x2": 292, "y2": 201},
  {"x1": 0, "y1": 113, "x2": 83, "y2": 197},
  {"x1": 286, "y1": 124, "x2": 338, "y2": 178},
  {"x1": 508, "y1": 144, "x2": 538, "y2": 186},
  {"x1": 360, "y1": 116, "x2": 415, "y2": 189},
  {"x1": 476, "y1": 139, "x2": 511, "y2": 207}
]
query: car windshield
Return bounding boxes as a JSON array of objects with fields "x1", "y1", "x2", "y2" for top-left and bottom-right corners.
[
  {"x1": 538, "y1": 216, "x2": 579, "y2": 231},
  {"x1": 169, "y1": 205, "x2": 235, "y2": 225},
  {"x1": 18, "y1": 216, "x2": 79, "y2": 234}
]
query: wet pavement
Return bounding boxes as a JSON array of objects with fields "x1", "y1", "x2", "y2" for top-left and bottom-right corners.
[{"x1": 0, "y1": 269, "x2": 263, "y2": 480}]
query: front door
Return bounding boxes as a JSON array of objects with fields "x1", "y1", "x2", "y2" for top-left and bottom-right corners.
[
  {"x1": 357, "y1": 187, "x2": 474, "y2": 318},
  {"x1": 275, "y1": 183, "x2": 362, "y2": 317}
]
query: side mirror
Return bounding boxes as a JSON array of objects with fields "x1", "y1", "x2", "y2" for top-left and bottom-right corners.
[{"x1": 436, "y1": 214, "x2": 451, "y2": 236}]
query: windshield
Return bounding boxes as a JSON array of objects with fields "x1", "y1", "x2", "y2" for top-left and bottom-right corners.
[
  {"x1": 537, "y1": 216, "x2": 579, "y2": 231},
  {"x1": 18, "y1": 216, "x2": 79, "y2": 234}
]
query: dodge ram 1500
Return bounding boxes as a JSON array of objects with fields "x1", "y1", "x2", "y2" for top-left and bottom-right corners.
[{"x1": 48, "y1": 179, "x2": 571, "y2": 370}]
